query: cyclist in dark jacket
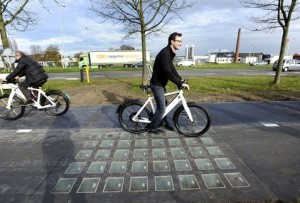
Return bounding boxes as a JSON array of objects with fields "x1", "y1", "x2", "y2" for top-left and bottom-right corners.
[
  {"x1": 148, "y1": 32, "x2": 189, "y2": 134},
  {"x1": 6, "y1": 51, "x2": 48, "y2": 103}
]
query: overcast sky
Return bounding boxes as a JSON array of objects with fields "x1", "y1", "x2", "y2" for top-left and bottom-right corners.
[{"x1": 7, "y1": 0, "x2": 300, "y2": 57}]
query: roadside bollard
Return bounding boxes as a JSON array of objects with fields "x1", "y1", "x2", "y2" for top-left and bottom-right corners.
[
  {"x1": 85, "y1": 65, "x2": 90, "y2": 83},
  {"x1": 80, "y1": 68, "x2": 84, "y2": 82}
]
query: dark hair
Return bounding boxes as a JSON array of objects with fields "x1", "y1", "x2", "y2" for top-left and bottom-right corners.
[
  {"x1": 168, "y1": 32, "x2": 182, "y2": 45},
  {"x1": 16, "y1": 51, "x2": 26, "y2": 57}
]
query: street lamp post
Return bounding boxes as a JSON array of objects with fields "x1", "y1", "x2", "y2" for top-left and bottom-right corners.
[
  {"x1": 58, "y1": 4, "x2": 66, "y2": 68},
  {"x1": 85, "y1": 27, "x2": 91, "y2": 51},
  {"x1": 286, "y1": 38, "x2": 295, "y2": 57}
]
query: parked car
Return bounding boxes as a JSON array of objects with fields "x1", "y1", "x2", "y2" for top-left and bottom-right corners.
[
  {"x1": 176, "y1": 60, "x2": 195, "y2": 67},
  {"x1": 250, "y1": 61, "x2": 268, "y2": 66},
  {"x1": 272, "y1": 59, "x2": 300, "y2": 72},
  {"x1": 131, "y1": 61, "x2": 150, "y2": 68}
]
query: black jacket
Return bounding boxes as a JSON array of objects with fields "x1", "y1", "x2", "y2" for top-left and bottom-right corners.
[
  {"x1": 6, "y1": 56, "x2": 48, "y2": 86},
  {"x1": 150, "y1": 46, "x2": 183, "y2": 87}
]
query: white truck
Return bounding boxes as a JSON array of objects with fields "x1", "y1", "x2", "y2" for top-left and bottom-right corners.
[{"x1": 78, "y1": 50, "x2": 150, "y2": 68}]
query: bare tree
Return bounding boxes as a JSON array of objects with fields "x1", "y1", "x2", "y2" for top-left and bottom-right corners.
[
  {"x1": 240, "y1": 0, "x2": 299, "y2": 84},
  {"x1": 44, "y1": 44, "x2": 60, "y2": 63},
  {"x1": 90, "y1": 0, "x2": 194, "y2": 86},
  {"x1": 120, "y1": 45, "x2": 135, "y2": 50},
  {"x1": 74, "y1": 52, "x2": 83, "y2": 59},
  {"x1": 30, "y1": 44, "x2": 43, "y2": 60},
  {"x1": 0, "y1": 0, "x2": 36, "y2": 48},
  {"x1": 0, "y1": 0, "x2": 60, "y2": 50}
]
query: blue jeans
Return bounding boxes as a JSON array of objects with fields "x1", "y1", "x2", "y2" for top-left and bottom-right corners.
[{"x1": 148, "y1": 85, "x2": 166, "y2": 130}]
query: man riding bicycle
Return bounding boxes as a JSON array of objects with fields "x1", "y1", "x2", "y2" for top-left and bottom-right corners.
[
  {"x1": 148, "y1": 32, "x2": 189, "y2": 134},
  {"x1": 5, "y1": 51, "x2": 48, "y2": 104}
]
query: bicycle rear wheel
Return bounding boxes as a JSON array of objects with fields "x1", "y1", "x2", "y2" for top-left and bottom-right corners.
[
  {"x1": 118, "y1": 100, "x2": 151, "y2": 134},
  {"x1": 43, "y1": 90, "x2": 70, "y2": 116},
  {"x1": 0, "y1": 94, "x2": 25, "y2": 120},
  {"x1": 173, "y1": 103, "x2": 211, "y2": 137}
]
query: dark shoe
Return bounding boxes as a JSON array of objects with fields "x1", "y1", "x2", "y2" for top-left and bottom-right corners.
[
  {"x1": 163, "y1": 123, "x2": 174, "y2": 131},
  {"x1": 148, "y1": 128, "x2": 165, "y2": 134}
]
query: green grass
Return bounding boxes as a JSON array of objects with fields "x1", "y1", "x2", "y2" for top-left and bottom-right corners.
[
  {"x1": 43, "y1": 75, "x2": 300, "y2": 102},
  {"x1": 0, "y1": 63, "x2": 270, "y2": 74},
  {"x1": 43, "y1": 78, "x2": 120, "y2": 90}
]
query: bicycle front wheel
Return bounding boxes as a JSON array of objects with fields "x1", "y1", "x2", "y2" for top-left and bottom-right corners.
[
  {"x1": 173, "y1": 103, "x2": 211, "y2": 137},
  {"x1": 0, "y1": 94, "x2": 25, "y2": 120},
  {"x1": 43, "y1": 91, "x2": 70, "y2": 116},
  {"x1": 118, "y1": 100, "x2": 151, "y2": 134}
]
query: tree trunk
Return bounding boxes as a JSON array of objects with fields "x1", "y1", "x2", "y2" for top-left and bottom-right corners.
[
  {"x1": 141, "y1": 31, "x2": 148, "y2": 86},
  {"x1": 0, "y1": 14, "x2": 10, "y2": 49},
  {"x1": 139, "y1": 0, "x2": 148, "y2": 87},
  {"x1": 274, "y1": 29, "x2": 289, "y2": 85}
]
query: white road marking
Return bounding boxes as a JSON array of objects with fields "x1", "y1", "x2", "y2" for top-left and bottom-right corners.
[
  {"x1": 66, "y1": 78, "x2": 79, "y2": 80},
  {"x1": 261, "y1": 123, "x2": 279, "y2": 127},
  {"x1": 16, "y1": 129, "x2": 32, "y2": 133}
]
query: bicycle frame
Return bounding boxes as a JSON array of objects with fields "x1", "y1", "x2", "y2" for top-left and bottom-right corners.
[
  {"x1": 1, "y1": 83, "x2": 56, "y2": 110},
  {"x1": 132, "y1": 89, "x2": 194, "y2": 123},
  {"x1": 27, "y1": 87, "x2": 56, "y2": 109}
]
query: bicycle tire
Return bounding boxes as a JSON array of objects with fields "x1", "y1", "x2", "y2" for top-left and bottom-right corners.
[
  {"x1": 43, "y1": 90, "x2": 70, "y2": 116},
  {"x1": 173, "y1": 103, "x2": 211, "y2": 137},
  {"x1": 118, "y1": 100, "x2": 152, "y2": 133},
  {"x1": 0, "y1": 94, "x2": 25, "y2": 120}
]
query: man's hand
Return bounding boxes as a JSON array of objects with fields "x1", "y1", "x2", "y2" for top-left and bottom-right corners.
[{"x1": 182, "y1": 83, "x2": 190, "y2": 91}]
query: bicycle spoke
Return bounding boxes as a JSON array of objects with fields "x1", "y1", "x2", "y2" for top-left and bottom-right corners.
[
  {"x1": 118, "y1": 101, "x2": 150, "y2": 133},
  {"x1": 43, "y1": 92, "x2": 69, "y2": 116},
  {"x1": 0, "y1": 95, "x2": 25, "y2": 120},
  {"x1": 174, "y1": 104, "x2": 210, "y2": 137}
]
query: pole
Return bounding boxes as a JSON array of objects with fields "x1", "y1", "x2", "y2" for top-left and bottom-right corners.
[
  {"x1": 234, "y1": 28, "x2": 241, "y2": 63},
  {"x1": 86, "y1": 66, "x2": 90, "y2": 83},
  {"x1": 58, "y1": 4, "x2": 66, "y2": 68},
  {"x1": 85, "y1": 28, "x2": 91, "y2": 51},
  {"x1": 286, "y1": 38, "x2": 294, "y2": 57},
  {"x1": 80, "y1": 69, "x2": 84, "y2": 82}
]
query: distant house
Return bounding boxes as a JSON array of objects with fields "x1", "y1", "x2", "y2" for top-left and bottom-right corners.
[
  {"x1": 237, "y1": 52, "x2": 264, "y2": 64},
  {"x1": 205, "y1": 51, "x2": 276, "y2": 64},
  {"x1": 207, "y1": 51, "x2": 234, "y2": 64}
]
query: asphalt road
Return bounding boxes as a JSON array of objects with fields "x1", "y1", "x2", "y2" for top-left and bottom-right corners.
[{"x1": 0, "y1": 101, "x2": 299, "y2": 202}]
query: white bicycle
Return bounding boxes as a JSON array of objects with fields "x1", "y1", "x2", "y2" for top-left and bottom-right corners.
[
  {"x1": 117, "y1": 83, "x2": 211, "y2": 137},
  {"x1": 0, "y1": 80, "x2": 70, "y2": 120}
]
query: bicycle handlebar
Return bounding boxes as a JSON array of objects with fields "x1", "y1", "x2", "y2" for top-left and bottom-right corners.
[
  {"x1": 0, "y1": 78, "x2": 19, "y2": 84},
  {"x1": 139, "y1": 78, "x2": 189, "y2": 93},
  {"x1": 179, "y1": 78, "x2": 189, "y2": 90},
  {"x1": 0, "y1": 79, "x2": 6, "y2": 84}
]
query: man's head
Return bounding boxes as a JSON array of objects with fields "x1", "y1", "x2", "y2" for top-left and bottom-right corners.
[
  {"x1": 168, "y1": 32, "x2": 182, "y2": 51},
  {"x1": 15, "y1": 51, "x2": 26, "y2": 61}
]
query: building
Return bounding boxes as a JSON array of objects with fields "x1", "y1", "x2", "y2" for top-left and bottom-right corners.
[
  {"x1": 207, "y1": 51, "x2": 234, "y2": 64},
  {"x1": 293, "y1": 53, "x2": 300, "y2": 60},
  {"x1": 206, "y1": 51, "x2": 280, "y2": 64},
  {"x1": 237, "y1": 52, "x2": 264, "y2": 64}
]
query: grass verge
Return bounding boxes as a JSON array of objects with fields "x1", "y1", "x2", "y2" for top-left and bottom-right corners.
[{"x1": 42, "y1": 75, "x2": 300, "y2": 104}]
